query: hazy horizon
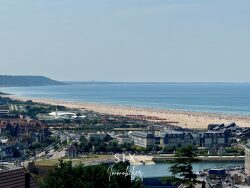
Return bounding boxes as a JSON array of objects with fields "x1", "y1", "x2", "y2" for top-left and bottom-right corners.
[
  {"x1": 1, "y1": 0, "x2": 249, "y2": 82},
  {"x1": 2, "y1": 75, "x2": 250, "y2": 84}
]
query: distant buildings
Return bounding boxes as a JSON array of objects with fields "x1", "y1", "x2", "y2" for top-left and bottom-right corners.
[
  {"x1": 131, "y1": 132, "x2": 155, "y2": 148},
  {"x1": 65, "y1": 144, "x2": 78, "y2": 158},
  {"x1": 208, "y1": 122, "x2": 250, "y2": 140},
  {"x1": 160, "y1": 130, "x2": 230, "y2": 148},
  {"x1": 116, "y1": 135, "x2": 133, "y2": 144},
  {"x1": 163, "y1": 132, "x2": 196, "y2": 147},
  {"x1": 86, "y1": 133, "x2": 106, "y2": 140},
  {"x1": 201, "y1": 131, "x2": 230, "y2": 148},
  {"x1": 0, "y1": 105, "x2": 10, "y2": 114},
  {"x1": 0, "y1": 119, "x2": 48, "y2": 139},
  {"x1": 48, "y1": 110, "x2": 86, "y2": 120},
  {"x1": 131, "y1": 126, "x2": 232, "y2": 149},
  {"x1": 245, "y1": 143, "x2": 250, "y2": 176},
  {"x1": 0, "y1": 119, "x2": 49, "y2": 159}
]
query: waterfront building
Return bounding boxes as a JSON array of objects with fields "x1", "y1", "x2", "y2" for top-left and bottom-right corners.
[
  {"x1": 161, "y1": 130, "x2": 230, "y2": 148},
  {"x1": 201, "y1": 131, "x2": 229, "y2": 148},
  {"x1": 131, "y1": 131, "x2": 155, "y2": 148},
  {"x1": 162, "y1": 131, "x2": 195, "y2": 147},
  {"x1": 245, "y1": 143, "x2": 250, "y2": 176}
]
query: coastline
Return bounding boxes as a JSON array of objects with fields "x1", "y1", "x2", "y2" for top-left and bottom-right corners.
[{"x1": 6, "y1": 95, "x2": 250, "y2": 129}]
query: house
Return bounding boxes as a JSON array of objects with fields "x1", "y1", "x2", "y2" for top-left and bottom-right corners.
[
  {"x1": 0, "y1": 119, "x2": 49, "y2": 139},
  {"x1": 65, "y1": 144, "x2": 78, "y2": 158},
  {"x1": 0, "y1": 168, "x2": 39, "y2": 188}
]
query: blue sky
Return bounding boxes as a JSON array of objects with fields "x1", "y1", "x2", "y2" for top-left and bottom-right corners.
[{"x1": 0, "y1": 0, "x2": 249, "y2": 82}]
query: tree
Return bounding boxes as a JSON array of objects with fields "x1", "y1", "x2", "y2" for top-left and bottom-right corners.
[
  {"x1": 165, "y1": 146, "x2": 200, "y2": 188},
  {"x1": 163, "y1": 146, "x2": 176, "y2": 154},
  {"x1": 104, "y1": 134, "x2": 113, "y2": 142},
  {"x1": 12, "y1": 146, "x2": 21, "y2": 158},
  {"x1": 41, "y1": 159, "x2": 143, "y2": 188}
]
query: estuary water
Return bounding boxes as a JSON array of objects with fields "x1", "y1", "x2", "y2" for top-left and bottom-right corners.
[
  {"x1": 131, "y1": 161, "x2": 244, "y2": 178},
  {"x1": 1, "y1": 83, "x2": 250, "y2": 115}
]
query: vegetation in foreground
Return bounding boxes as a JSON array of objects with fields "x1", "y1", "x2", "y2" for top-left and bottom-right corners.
[
  {"x1": 40, "y1": 160, "x2": 143, "y2": 188},
  {"x1": 164, "y1": 146, "x2": 201, "y2": 188}
]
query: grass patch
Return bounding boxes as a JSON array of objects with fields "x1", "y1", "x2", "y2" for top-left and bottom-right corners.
[{"x1": 35, "y1": 155, "x2": 114, "y2": 167}]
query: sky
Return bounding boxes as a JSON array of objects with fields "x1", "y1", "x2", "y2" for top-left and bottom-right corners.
[{"x1": 0, "y1": 0, "x2": 249, "y2": 82}]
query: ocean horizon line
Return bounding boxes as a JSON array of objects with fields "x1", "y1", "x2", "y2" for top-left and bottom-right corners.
[{"x1": 63, "y1": 81, "x2": 250, "y2": 85}]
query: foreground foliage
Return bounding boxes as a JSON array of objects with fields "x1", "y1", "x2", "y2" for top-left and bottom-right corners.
[
  {"x1": 41, "y1": 160, "x2": 143, "y2": 188},
  {"x1": 164, "y1": 146, "x2": 200, "y2": 188}
]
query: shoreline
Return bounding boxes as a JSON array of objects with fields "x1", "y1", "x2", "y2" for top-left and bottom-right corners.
[
  {"x1": 152, "y1": 156, "x2": 245, "y2": 163},
  {"x1": 33, "y1": 155, "x2": 245, "y2": 167},
  {"x1": 5, "y1": 95, "x2": 250, "y2": 129}
]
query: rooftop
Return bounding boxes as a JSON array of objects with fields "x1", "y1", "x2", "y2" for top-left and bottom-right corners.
[
  {"x1": 0, "y1": 105, "x2": 10, "y2": 111},
  {"x1": 0, "y1": 168, "x2": 39, "y2": 188}
]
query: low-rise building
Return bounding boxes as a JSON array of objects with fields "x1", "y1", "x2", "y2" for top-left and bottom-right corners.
[{"x1": 65, "y1": 144, "x2": 78, "y2": 158}]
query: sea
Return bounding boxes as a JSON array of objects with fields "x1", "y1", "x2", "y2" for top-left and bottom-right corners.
[
  {"x1": 1, "y1": 82, "x2": 250, "y2": 115},
  {"x1": 0, "y1": 83, "x2": 248, "y2": 177}
]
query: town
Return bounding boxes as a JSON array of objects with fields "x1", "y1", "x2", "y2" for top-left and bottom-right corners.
[{"x1": 0, "y1": 95, "x2": 250, "y2": 187}]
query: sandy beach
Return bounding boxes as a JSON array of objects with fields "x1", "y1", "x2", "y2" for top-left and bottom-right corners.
[{"x1": 8, "y1": 95, "x2": 250, "y2": 129}]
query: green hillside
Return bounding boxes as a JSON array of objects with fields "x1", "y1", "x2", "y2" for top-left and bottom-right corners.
[{"x1": 0, "y1": 75, "x2": 66, "y2": 87}]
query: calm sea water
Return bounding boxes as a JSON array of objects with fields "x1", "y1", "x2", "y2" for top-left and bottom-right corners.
[
  {"x1": 131, "y1": 161, "x2": 243, "y2": 178},
  {"x1": 1, "y1": 83, "x2": 250, "y2": 115}
]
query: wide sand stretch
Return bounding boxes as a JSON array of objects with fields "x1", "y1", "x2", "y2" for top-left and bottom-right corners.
[{"x1": 9, "y1": 96, "x2": 250, "y2": 129}]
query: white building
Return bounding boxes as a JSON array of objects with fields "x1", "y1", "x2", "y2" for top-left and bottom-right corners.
[
  {"x1": 116, "y1": 135, "x2": 133, "y2": 144},
  {"x1": 131, "y1": 132, "x2": 155, "y2": 148}
]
